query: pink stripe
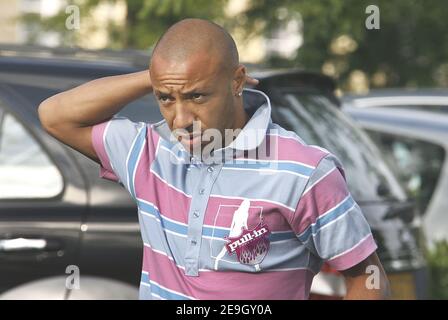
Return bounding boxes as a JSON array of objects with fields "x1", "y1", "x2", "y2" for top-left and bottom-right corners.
[
  {"x1": 327, "y1": 234, "x2": 378, "y2": 271},
  {"x1": 142, "y1": 245, "x2": 313, "y2": 299},
  {"x1": 293, "y1": 168, "x2": 349, "y2": 234},
  {"x1": 205, "y1": 196, "x2": 293, "y2": 232},
  {"x1": 134, "y1": 129, "x2": 191, "y2": 224},
  {"x1": 91, "y1": 121, "x2": 118, "y2": 182},
  {"x1": 137, "y1": 173, "x2": 191, "y2": 224},
  {"x1": 249, "y1": 134, "x2": 329, "y2": 165}
]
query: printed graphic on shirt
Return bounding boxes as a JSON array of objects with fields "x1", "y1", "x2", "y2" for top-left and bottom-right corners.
[{"x1": 212, "y1": 199, "x2": 270, "y2": 271}]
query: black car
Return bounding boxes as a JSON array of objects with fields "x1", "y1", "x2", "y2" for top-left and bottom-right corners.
[{"x1": 0, "y1": 45, "x2": 427, "y2": 299}]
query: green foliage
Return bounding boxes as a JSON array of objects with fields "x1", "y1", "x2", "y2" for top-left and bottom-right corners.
[
  {"x1": 240, "y1": 0, "x2": 448, "y2": 88},
  {"x1": 21, "y1": 0, "x2": 448, "y2": 87},
  {"x1": 427, "y1": 241, "x2": 448, "y2": 299}
]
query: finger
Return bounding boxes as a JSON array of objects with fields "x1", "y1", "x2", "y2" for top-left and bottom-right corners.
[{"x1": 246, "y1": 76, "x2": 259, "y2": 85}]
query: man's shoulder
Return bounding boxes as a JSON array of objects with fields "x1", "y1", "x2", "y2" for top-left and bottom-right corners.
[{"x1": 266, "y1": 122, "x2": 331, "y2": 169}]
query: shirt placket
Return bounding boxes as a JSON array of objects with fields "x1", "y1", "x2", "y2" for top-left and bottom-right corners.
[{"x1": 184, "y1": 157, "x2": 222, "y2": 276}]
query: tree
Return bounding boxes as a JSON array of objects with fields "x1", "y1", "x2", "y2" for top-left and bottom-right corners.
[
  {"x1": 23, "y1": 0, "x2": 448, "y2": 89},
  {"x1": 238, "y1": 0, "x2": 448, "y2": 88}
]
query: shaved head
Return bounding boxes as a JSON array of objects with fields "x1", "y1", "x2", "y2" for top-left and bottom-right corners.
[
  {"x1": 151, "y1": 19, "x2": 239, "y2": 75},
  {"x1": 149, "y1": 19, "x2": 248, "y2": 155}
]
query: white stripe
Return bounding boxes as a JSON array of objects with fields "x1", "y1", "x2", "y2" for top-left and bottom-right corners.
[
  {"x1": 302, "y1": 166, "x2": 337, "y2": 195},
  {"x1": 131, "y1": 127, "x2": 147, "y2": 196},
  {"x1": 221, "y1": 166, "x2": 309, "y2": 179},
  {"x1": 266, "y1": 133, "x2": 306, "y2": 145},
  {"x1": 149, "y1": 168, "x2": 192, "y2": 198},
  {"x1": 102, "y1": 120, "x2": 116, "y2": 171},
  {"x1": 266, "y1": 267, "x2": 313, "y2": 272},
  {"x1": 137, "y1": 199, "x2": 293, "y2": 237},
  {"x1": 309, "y1": 145, "x2": 330, "y2": 153},
  {"x1": 151, "y1": 293, "x2": 166, "y2": 300},
  {"x1": 140, "y1": 210, "x2": 187, "y2": 238},
  {"x1": 154, "y1": 137, "x2": 161, "y2": 157},
  {"x1": 137, "y1": 197, "x2": 161, "y2": 211},
  {"x1": 297, "y1": 194, "x2": 351, "y2": 238},
  {"x1": 143, "y1": 242, "x2": 211, "y2": 272},
  {"x1": 328, "y1": 233, "x2": 372, "y2": 261},
  {"x1": 233, "y1": 158, "x2": 315, "y2": 169},
  {"x1": 210, "y1": 194, "x2": 296, "y2": 212},
  {"x1": 137, "y1": 197, "x2": 189, "y2": 227},
  {"x1": 149, "y1": 279, "x2": 197, "y2": 300},
  {"x1": 126, "y1": 125, "x2": 146, "y2": 194},
  {"x1": 160, "y1": 145, "x2": 187, "y2": 163},
  {"x1": 312, "y1": 202, "x2": 357, "y2": 236},
  {"x1": 138, "y1": 201, "x2": 295, "y2": 243}
]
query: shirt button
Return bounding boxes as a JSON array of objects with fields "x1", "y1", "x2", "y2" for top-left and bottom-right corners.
[
  {"x1": 193, "y1": 210, "x2": 200, "y2": 218},
  {"x1": 207, "y1": 166, "x2": 214, "y2": 173},
  {"x1": 199, "y1": 188, "x2": 205, "y2": 195}
]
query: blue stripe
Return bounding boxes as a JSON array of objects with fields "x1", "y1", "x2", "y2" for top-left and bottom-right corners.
[
  {"x1": 297, "y1": 196, "x2": 356, "y2": 243},
  {"x1": 140, "y1": 273, "x2": 191, "y2": 300},
  {"x1": 138, "y1": 200, "x2": 188, "y2": 235},
  {"x1": 127, "y1": 127, "x2": 147, "y2": 199},
  {"x1": 159, "y1": 139, "x2": 189, "y2": 159},
  {"x1": 224, "y1": 160, "x2": 313, "y2": 176},
  {"x1": 137, "y1": 199, "x2": 296, "y2": 242}
]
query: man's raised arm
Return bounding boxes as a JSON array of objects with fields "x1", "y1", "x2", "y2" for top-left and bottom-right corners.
[{"x1": 38, "y1": 70, "x2": 152, "y2": 163}]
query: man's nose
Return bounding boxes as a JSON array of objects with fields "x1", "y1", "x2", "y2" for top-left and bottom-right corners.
[{"x1": 173, "y1": 103, "x2": 195, "y2": 131}]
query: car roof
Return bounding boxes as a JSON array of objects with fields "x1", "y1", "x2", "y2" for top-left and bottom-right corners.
[
  {"x1": 0, "y1": 44, "x2": 336, "y2": 91},
  {"x1": 342, "y1": 88, "x2": 448, "y2": 108},
  {"x1": 344, "y1": 103, "x2": 448, "y2": 137}
]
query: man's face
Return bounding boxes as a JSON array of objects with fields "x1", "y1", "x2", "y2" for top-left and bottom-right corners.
[{"x1": 150, "y1": 53, "x2": 237, "y2": 154}]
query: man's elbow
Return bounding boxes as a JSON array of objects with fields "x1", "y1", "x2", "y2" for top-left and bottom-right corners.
[{"x1": 38, "y1": 96, "x2": 62, "y2": 135}]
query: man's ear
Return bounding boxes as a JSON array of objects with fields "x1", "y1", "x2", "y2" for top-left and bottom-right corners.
[{"x1": 233, "y1": 64, "x2": 246, "y2": 96}]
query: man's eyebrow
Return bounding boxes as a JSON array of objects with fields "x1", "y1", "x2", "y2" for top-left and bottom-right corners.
[
  {"x1": 154, "y1": 89, "x2": 171, "y2": 96},
  {"x1": 180, "y1": 86, "x2": 210, "y2": 95}
]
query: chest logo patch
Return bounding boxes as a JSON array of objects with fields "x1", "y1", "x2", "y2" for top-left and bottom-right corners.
[
  {"x1": 213, "y1": 199, "x2": 271, "y2": 270},
  {"x1": 224, "y1": 221, "x2": 271, "y2": 265}
]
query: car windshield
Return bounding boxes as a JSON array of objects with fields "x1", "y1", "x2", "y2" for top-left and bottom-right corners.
[{"x1": 271, "y1": 90, "x2": 407, "y2": 202}]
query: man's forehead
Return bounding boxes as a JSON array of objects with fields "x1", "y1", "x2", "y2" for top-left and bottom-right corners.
[{"x1": 150, "y1": 55, "x2": 225, "y2": 87}]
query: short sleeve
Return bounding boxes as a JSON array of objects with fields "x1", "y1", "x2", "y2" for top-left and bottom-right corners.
[
  {"x1": 91, "y1": 116, "x2": 146, "y2": 185},
  {"x1": 291, "y1": 153, "x2": 377, "y2": 271}
]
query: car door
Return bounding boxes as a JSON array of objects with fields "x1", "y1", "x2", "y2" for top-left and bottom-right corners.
[{"x1": 0, "y1": 85, "x2": 87, "y2": 294}]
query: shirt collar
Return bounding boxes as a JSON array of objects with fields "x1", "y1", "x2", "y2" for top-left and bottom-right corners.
[{"x1": 152, "y1": 88, "x2": 272, "y2": 162}]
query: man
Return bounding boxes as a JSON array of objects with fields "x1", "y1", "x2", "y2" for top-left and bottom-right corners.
[{"x1": 38, "y1": 19, "x2": 390, "y2": 300}]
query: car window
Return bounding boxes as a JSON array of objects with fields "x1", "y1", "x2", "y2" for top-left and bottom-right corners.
[
  {"x1": 116, "y1": 94, "x2": 163, "y2": 123},
  {"x1": 0, "y1": 71, "x2": 164, "y2": 123},
  {"x1": 271, "y1": 91, "x2": 407, "y2": 202},
  {"x1": 365, "y1": 130, "x2": 446, "y2": 214},
  {"x1": 0, "y1": 112, "x2": 63, "y2": 199}
]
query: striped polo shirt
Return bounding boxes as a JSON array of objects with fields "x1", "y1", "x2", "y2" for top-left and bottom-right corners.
[{"x1": 91, "y1": 88, "x2": 377, "y2": 300}]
